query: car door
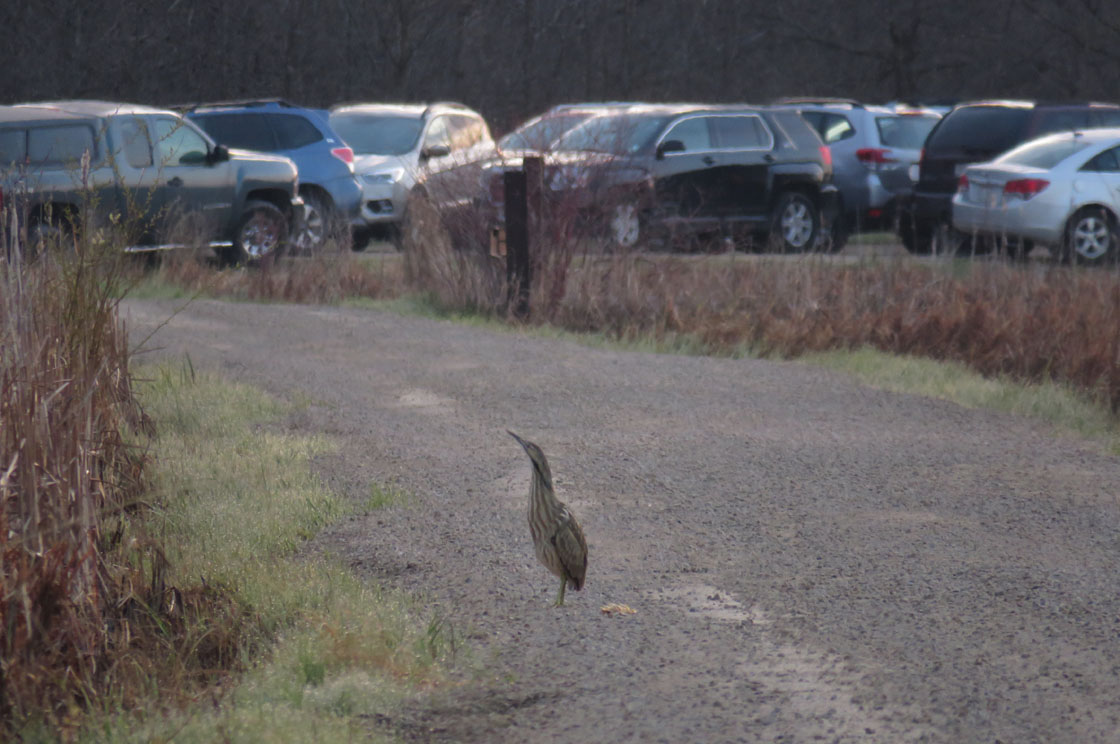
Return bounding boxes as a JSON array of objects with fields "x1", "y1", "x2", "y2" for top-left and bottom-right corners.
[
  {"x1": 1080, "y1": 145, "x2": 1120, "y2": 211},
  {"x1": 416, "y1": 115, "x2": 457, "y2": 207},
  {"x1": 708, "y1": 114, "x2": 773, "y2": 217},
  {"x1": 146, "y1": 114, "x2": 235, "y2": 242},
  {"x1": 651, "y1": 115, "x2": 719, "y2": 219}
]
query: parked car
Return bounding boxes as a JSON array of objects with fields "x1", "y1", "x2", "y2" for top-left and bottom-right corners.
[
  {"x1": 902, "y1": 100, "x2": 1120, "y2": 254},
  {"x1": 535, "y1": 103, "x2": 837, "y2": 251},
  {"x1": 772, "y1": 98, "x2": 940, "y2": 248},
  {"x1": 481, "y1": 103, "x2": 636, "y2": 223},
  {"x1": 328, "y1": 102, "x2": 495, "y2": 245},
  {"x1": 0, "y1": 100, "x2": 302, "y2": 263},
  {"x1": 183, "y1": 99, "x2": 361, "y2": 252},
  {"x1": 953, "y1": 128, "x2": 1120, "y2": 264}
]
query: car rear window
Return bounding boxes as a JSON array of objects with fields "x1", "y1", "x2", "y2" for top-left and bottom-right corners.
[
  {"x1": 996, "y1": 136, "x2": 1093, "y2": 169},
  {"x1": 27, "y1": 124, "x2": 96, "y2": 164},
  {"x1": 192, "y1": 113, "x2": 277, "y2": 151},
  {"x1": 926, "y1": 106, "x2": 1030, "y2": 155},
  {"x1": 875, "y1": 115, "x2": 939, "y2": 149},
  {"x1": 268, "y1": 114, "x2": 323, "y2": 150}
]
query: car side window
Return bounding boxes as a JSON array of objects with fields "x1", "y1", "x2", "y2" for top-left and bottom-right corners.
[
  {"x1": 423, "y1": 117, "x2": 451, "y2": 151},
  {"x1": 711, "y1": 115, "x2": 770, "y2": 149},
  {"x1": 269, "y1": 114, "x2": 323, "y2": 150},
  {"x1": 118, "y1": 118, "x2": 153, "y2": 168},
  {"x1": 802, "y1": 112, "x2": 853, "y2": 144},
  {"x1": 663, "y1": 117, "x2": 712, "y2": 152},
  {"x1": 151, "y1": 117, "x2": 209, "y2": 166},
  {"x1": 1082, "y1": 147, "x2": 1120, "y2": 173},
  {"x1": 0, "y1": 128, "x2": 27, "y2": 167},
  {"x1": 193, "y1": 113, "x2": 276, "y2": 151},
  {"x1": 27, "y1": 125, "x2": 97, "y2": 164},
  {"x1": 448, "y1": 115, "x2": 484, "y2": 150},
  {"x1": 1034, "y1": 109, "x2": 1086, "y2": 136},
  {"x1": 1089, "y1": 109, "x2": 1120, "y2": 127}
]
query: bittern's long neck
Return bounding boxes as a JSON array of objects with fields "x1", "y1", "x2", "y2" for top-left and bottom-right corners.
[{"x1": 528, "y1": 467, "x2": 563, "y2": 543}]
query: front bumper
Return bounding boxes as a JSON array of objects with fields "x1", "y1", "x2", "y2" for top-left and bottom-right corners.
[{"x1": 354, "y1": 179, "x2": 408, "y2": 227}]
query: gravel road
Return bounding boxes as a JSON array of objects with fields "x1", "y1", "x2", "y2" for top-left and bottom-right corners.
[{"x1": 124, "y1": 297, "x2": 1120, "y2": 743}]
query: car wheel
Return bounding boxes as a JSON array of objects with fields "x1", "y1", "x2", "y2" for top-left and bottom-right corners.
[
  {"x1": 609, "y1": 202, "x2": 642, "y2": 250},
  {"x1": 293, "y1": 190, "x2": 334, "y2": 255},
  {"x1": 223, "y1": 200, "x2": 287, "y2": 265},
  {"x1": 769, "y1": 192, "x2": 819, "y2": 253},
  {"x1": 1063, "y1": 207, "x2": 1117, "y2": 265},
  {"x1": 898, "y1": 216, "x2": 932, "y2": 254}
]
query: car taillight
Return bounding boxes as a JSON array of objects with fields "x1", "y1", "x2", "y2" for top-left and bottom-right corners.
[
  {"x1": 856, "y1": 148, "x2": 897, "y2": 171},
  {"x1": 331, "y1": 146, "x2": 354, "y2": 167},
  {"x1": 1003, "y1": 178, "x2": 1049, "y2": 199},
  {"x1": 819, "y1": 145, "x2": 832, "y2": 169},
  {"x1": 957, "y1": 173, "x2": 969, "y2": 192}
]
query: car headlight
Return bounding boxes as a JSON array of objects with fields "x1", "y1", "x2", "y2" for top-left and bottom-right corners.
[{"x1": 362, "y1": 168, "x2": 404, "y2": 185}]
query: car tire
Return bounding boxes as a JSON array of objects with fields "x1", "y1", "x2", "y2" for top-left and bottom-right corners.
[
  {"x1": 222, "y1": 200, "x2": 287, "y2": 266},
  {"x1": 768, "y1": 192, "x2": 819, "y2": 253},
  {"x1": 816, "y1": 214, "x2": 850, "y2": 254},
  {"x1": 1062, "y1": 207, "x2": 1118, "y2": 265}
]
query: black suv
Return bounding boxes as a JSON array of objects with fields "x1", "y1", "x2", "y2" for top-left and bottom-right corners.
[
  {"x1": 540, "y1": 104, "x2": 837, "y2": 251},
  {"x1": 902, "y1": 100, "x2": 1120, "y2": 253},
  {"x1": 0, "y1": 101, "x2": 302, "y2": 263}
]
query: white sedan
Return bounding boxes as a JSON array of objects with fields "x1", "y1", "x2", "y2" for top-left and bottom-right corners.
[{"x1": 952, "y1": 128, "x2": 1120, "y2": 264}]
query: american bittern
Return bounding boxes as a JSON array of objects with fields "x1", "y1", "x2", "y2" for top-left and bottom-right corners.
[{"x1": 508, "y1": 431, "x2": 587, "y2": 606}]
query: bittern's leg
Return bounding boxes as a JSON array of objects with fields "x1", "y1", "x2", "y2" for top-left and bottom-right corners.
[{"x1": 553, "y1": 577, "x2": 567, "y2": 607}]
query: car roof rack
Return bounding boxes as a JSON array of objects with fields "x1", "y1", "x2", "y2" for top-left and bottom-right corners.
[
  {"x1": 772, "y1": 97, "x2": 864, "y2": 108},
  {"x1": 174, "y1": 99, "x2": 300, "y2": 113}
]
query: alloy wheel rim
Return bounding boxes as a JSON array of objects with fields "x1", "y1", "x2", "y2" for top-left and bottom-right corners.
[
  {"x1": 1073, "y1": 216, "x2": 1110, "y2": 261},
  {"x1": 781, "y1": 201, "x2": 813, "y2": 248},
  {"x1": 611, "y1": 204, "x2": 640, "y2": 247},
  {"x1": 241, "y1": 213, "x2": 282, "y2": 258},
  {"x1": 297, "y1": 202, "x2": 325, "y2": 251}
]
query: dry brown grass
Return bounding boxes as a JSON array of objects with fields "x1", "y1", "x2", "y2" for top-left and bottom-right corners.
[
  {"x1": 0, "y1": 210, "x2": 253, "y2": 734},
  {"x1": 137, "y1": 201, "x2": 1120, "y2": 416}
]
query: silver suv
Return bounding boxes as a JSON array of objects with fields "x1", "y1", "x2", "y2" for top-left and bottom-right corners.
[
  {"x1": 328, "y1": 102, "x2": 495, "y2": 244},
  {"x1": 772, "y1": 99, "x2": 940, "y2": 246}
]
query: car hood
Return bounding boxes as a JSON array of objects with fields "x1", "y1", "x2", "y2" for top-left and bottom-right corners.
[{"x1": 353, "y1": 153, "x2": 410, "y2": 175}]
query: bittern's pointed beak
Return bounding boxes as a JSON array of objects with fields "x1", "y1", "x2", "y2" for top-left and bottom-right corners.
[{"x1": 507, "y1": 430, "x2": 529, "y2": 451}]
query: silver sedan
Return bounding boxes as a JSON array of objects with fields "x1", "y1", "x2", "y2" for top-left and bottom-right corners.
[{"x1": 952, "y1": 128, "x2": 1120, "y2": 263}]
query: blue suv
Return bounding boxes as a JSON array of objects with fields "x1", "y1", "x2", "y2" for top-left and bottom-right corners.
[{"x1": 184, "y1": 100, "x2": 362, "y2": 252}]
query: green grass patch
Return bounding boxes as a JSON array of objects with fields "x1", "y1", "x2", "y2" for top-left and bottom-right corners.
[
  {"x1": 83, "y1": 362, "x2": 454, "y2": 742},
  {"x1": 805, "y1": 346, "x2": 1120, "y2": 453}
]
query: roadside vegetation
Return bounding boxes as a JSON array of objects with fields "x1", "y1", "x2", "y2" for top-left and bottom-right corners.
[
  {"x1": 134, "y1": 205, "x2": 1120, "y2": 441},
  {"x1": 1, "y1": 216, "x2": 451, "y2": 740}
]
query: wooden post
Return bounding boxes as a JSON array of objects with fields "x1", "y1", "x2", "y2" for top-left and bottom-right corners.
[{"x1": 505, "y1": 158, "x2": 539, "y2": 320}]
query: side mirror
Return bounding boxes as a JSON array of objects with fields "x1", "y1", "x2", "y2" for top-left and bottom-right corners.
[
  {"x1": 656, "y1": 140, "x2": 686, "y2": 160},
  {"x1": 179, "y1": 150, "x2": 209, "y2": 165},
  {"x1": 208, "y1": 144, "x2": 230, "y2": 163},
  {"x1": 421, "y1": 144, "x2": 451, "y2": 160}
]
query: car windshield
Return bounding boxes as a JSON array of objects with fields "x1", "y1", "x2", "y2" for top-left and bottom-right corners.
[
  {"x1": 329, "y1": 113, "x2": 422, "y2": 156},
  {"x1": 875, "y1": 115, "x2": 939, "y2": 149},
  {"x1": 500, "y1": 112, "x2": 596, "y2": 151},
  {"x1": 553, "y1": 114, "x2": 671, "y2": 155},
  {"x1": 925, "y1": 106, "x2": 1031, "y2": 156},
  {"x1": 995, "y1": 136, "x2": 1095, "y2": 170}
]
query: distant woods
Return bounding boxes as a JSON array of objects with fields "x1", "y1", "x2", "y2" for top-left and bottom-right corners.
[{"x1": 1, "y1": 0, "x2": 1114, "y2": 133}]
